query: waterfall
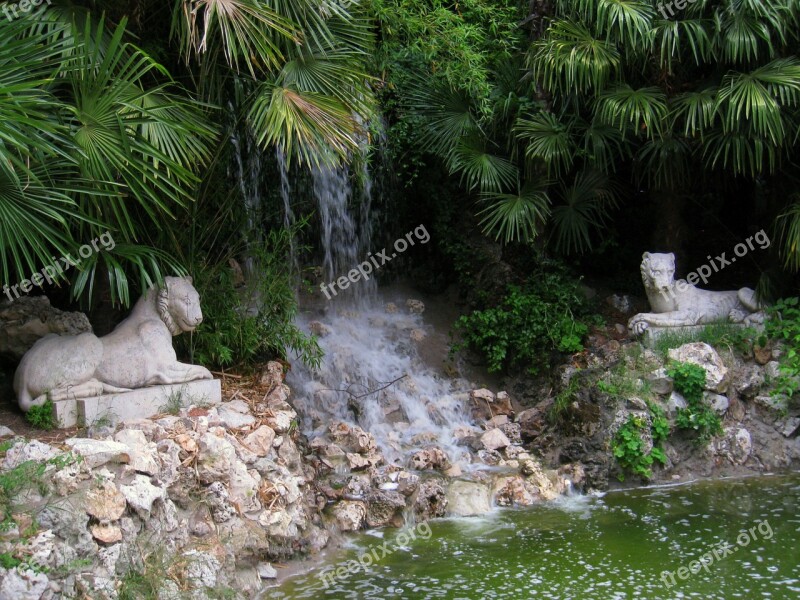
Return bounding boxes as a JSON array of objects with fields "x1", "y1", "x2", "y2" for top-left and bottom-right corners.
[
  {"x1": 286, "y1": 138, "x2": 475, "y2": 468},
  {"x1": 276, "y1": 147, "x2": 299, "y2": 278}
]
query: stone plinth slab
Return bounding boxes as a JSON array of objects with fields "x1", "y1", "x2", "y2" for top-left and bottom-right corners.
[{"x1": 52, "y1": 379, "x2": 221, "y2": 428}]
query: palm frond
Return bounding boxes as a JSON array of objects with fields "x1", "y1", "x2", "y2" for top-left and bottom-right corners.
[
  {"x1": 776, "y1": 198, "x2": 800, "y2": 271},
  {"x1": 478, "y1": 183, "x2": 552, "y2": 243},
  {"x1": 652, "y1": 18, "x2": 713, "y2": 72},
  {"x1": 516, "y1": 112, "x2": 576, "y2": 176},
  {"x1": 447, "y1": 136, "x2": 519, "y2": 193},
  {"x1": 551, "y1": 168, "x2": 618, "y2": 254},
  {"x1": 172, "y1": 0, "x2": 297, "y2": 75},
  {"x1": 594, "y1": 85, "x2": 668, "y2": 139},
  {"x1": 529, "y1": 19, "x2": 621, "y2": 96},
  {"x1": 249, "y1": 84, "x2": 359, "y2": 167},
  {"x1": 673, "y1": 87, "x2": 720, "y2": 137}
]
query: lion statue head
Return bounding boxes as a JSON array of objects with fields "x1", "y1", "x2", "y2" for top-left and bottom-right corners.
[
  {"x1": 157, "y1": 276, "x2": 204, "y2": 336},
  {"x1": 640, "y1": 252, "x2": 676, "y2": 296}
]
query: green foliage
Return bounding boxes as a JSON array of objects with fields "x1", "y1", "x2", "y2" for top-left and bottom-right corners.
[
  {"x1": 454, "y1": 265, "x2": 592, "y2": 374},
  {"x1": 667, "y1": 362, "x2": 707, "y2": 404},
  {"x1": 184, "y1": 224, "x2": 322, "y2": 370},
  {"x1": 765, "y1": 297, "x2": 800, "y2": 399},
  {"x1": 612, "y1": 411, "x2": 667, "y2": 482},
  {"x1": 0, "y1": 553, "x2": 22, "y2": 570},
  {"x1": 668, "y1": 361, "x2": 723, "y2": 445},
  {"x1": 548, "y1": 376, "x2": 580, "y2": 425},
  {"x1": 25, "y1": 398, "x2": 55, "y2": 431},
  {"x1": 0, "y1": 451, "x2": 81, "y2": 527}
]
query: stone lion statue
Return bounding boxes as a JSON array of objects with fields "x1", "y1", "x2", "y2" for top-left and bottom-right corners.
[
  {"x1": 628, "y1": 252, "x2": 765, "y2": 337},
  {"x1": 14, "y1": 276, "x2": 212, "y2": 412}
]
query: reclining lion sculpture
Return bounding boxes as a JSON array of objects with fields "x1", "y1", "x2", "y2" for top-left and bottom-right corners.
[
  {"x1": 628, "y1": 252, "x2": 765, "y2": 337},
  {"x1": 15, "y1": 276, "x2": 212, "y2": 412}
]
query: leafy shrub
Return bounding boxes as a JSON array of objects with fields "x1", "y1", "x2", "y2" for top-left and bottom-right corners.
[
  {"x1": 25, "y1": 398, "x2": 55, "y2": 430},
  {"x1": 612, "y1": 410, "x2": 667, "y2": 481},
  {"x1": 668, "y1": 361, "x2": 722, "y2": 445},
  {"x1": 182, "y1": 225, "x2": 322, "y2": 370},
  {"x1": 765, "y1": 297, "x2": 800, "y2": 399},
  {"x1": 454, "y1": 266, "x2": 593, "y2": 374}
]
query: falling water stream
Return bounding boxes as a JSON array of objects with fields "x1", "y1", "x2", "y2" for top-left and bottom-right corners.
[{"x1": 286, "y1": 161, "x2": 476, "y2": 466}]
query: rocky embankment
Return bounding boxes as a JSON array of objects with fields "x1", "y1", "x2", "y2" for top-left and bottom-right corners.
[
  {"x1": 1, "y1": 327, "x2": 798, "y2": 599},
  {"x1": 0, "y1": 362, "x2": 579, "y2": 599}
]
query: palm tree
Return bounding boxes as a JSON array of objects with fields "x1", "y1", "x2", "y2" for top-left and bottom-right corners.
[{"x1": 522, "y1": 0, "x2": 800, "y2": 259}]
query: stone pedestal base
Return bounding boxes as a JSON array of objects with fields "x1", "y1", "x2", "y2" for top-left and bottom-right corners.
[{"x1": 52, "y1": 379, "x2": 221, "y2": 428}]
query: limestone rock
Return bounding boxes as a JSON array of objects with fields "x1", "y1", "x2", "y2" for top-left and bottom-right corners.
[
  {"x1": 414, "y1": 480, "x2": 448, "y2": 521},
  {"x1": 469, "y1": 389, "x2": 514, "y2": 421},
  {"x1": 704, "y1": 392, "x2": 729, "y2": 415},
  {"x1": 183, "y1": 549, "x2": 221, "y2": 589},
  {"x1": 217, "y1": 404, "x2": 257, "y2": 429},
  {"x1": 733, "y1": 365, "x2": 765, "y2": 399},
  {"x1": 715, "y1": 427, "x2": 752, "y2": 465},
  {"x1": 668, "y1": 343, "x2": 729, "y2": 393},
  {"x1": 365, "y1": 490, "x2": 406, "y2": 528},
  {"x1": 0, "y1": 567, "x2": 49, "y2": 600},
  {"x1": 406, "y1": 299, "x2": 425, "y2": 314},
  {"x1": 257, "y1": 563, "x2": 278, "y2": 580},
  {"x1": 480, "y1": 428, "x2": 511, "y2": 451},
  {"x1": 646, "y1": 368, "x2": 673, "y2": 395},
  {"x1": 494, "y1": 476, "x2": 536, "y2": 507},
  {"x1": 85, "y1": 480, "x2": 126, "y2": 521},
  {"x1": 119, "y1": 474, "x2": 166, "y2": 519},
  {"x1": 332, "y1": 500, "x2": 366, "y2": 531},
  {"x1": 308, "y1": 321, "x2": 330, "y2": 337},
  {"x1": 0, "y1": 296, "x2": 91, "y2": 362},
  {"x1": 114, "y1": 429, "x2": 160, "y2": 476},
  {"x1": 259, "y1": 361, "x2": 284, "y2": 389},
  {"x1": 196, "y1": 432, "x2": 236, "y2": 484},
  {"x1": 409, "y1": 446, "x2": 450, "y2": 471},
  {"x1": 3, "y1": 440, "x2": 60, "y2": 470},
  {"x1": 64, "y1": 439, "x2": 130, "y2": 470},
  {"x1": 446, "y1": 481, "x2": 491, "y2": 516},
  {"x1": 90, "y1": 522, "x2": 122, "y2": 544},
  {"x1": 243, "y1": 425, "x2": 275, "y2": 457},
  {"x1": 0, "y1": 426, "x2": 14, "y2": 438}
]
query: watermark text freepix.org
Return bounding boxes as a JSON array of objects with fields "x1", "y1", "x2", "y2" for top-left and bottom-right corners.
[
  {"x1": 3, "y1": 232, "x2": 116, "y2": 302},
  {"x1": 2, "y1": 0, "x2": 51, "y2": 22},
  {"x1": 320, "y1": 224, "x2": 430, "y2": 299},
  {"x1": 318, "y1": 521, "x2": 433, "y2": 588},
  {"x1": 659, "y1": 229, "x2": 770, "y2": 302},
  {"x1": 661, "y1": 519, "x2": 773, "y2": 589}
]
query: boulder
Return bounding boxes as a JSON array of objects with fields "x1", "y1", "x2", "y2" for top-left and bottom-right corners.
[
  {"x1": 332, "y1": 500, "x2": 366, "y2": 531},
  {"x1": 365, "y1": 490, "x2": 406, "y2": 527},
  {"x1": 119, "y1": 474, "x2": 166, "y2": 519},
  {"x1": 480, "y1": 428, "x2": 511, "y2": 451},
  {"x1": 114, "y1": 429, "x2": 160, "y2": 476},
  {"x1": 646, "y1": 368, "x2": 673, "y2": 395},
  {"x1": 0, "y1": 567, "x2": 49, "y2": 600},
  {"x1": 196, "y1": 432, "x2": 237, "y2": 484},
  {"x1": 64, "y1": 439, "x2": 130, "y2": 470},
  {"x1": 3, "y1": 440, "x2": 60, "y2": 469},
  {"x1": 733, "y1": 365, "x2": 765, "y2": 399},
  {"x1": 409, "y1": 446, "x2": 450, "y2": 471},
  {"x1": 242, "y1": 425, "x2": 276, "y2": 457},
  {"x1": 85, "y1": 480, "x2": 126, "y2": 521},
  {"x1": 667, "y1": 343, "x2": 729, "y2": 393},
  {"x1": 704, "y1": 392, "x2": 729, "y2": 415},
  {"x1": 0, "y1": 296, "x2": 92, "y2": 361},
  {"x1": 446, "y1": 480, "x2": 491, "y2": 516},
  {"x1": 414, "y1": 480, "x2": 448, "y2": 521}
]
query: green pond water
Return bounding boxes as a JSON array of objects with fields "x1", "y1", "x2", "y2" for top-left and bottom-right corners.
[{"x1": 270, "y1": 474, "x2": 800, "y2": 599}]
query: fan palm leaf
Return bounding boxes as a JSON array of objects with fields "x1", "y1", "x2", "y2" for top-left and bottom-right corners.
[
  {"x1": 516, "y1": 112, "x2": 576, "y2": 177},
  {"x1": 551, "y1": 169, "x2": 618, "y2": 254},
  {"x1": 478, "y1": 183, "x2": 552, "y2": 243}
]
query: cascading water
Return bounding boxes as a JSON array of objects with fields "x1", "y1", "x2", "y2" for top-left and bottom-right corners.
[{"x1": 286, "y1": 155, "x2": 477, "y2": 467}]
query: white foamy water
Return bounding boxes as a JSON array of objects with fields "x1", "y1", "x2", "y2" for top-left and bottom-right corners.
[{"x1": 288, "y1": 303, "x2": 477, "y2": 466}]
